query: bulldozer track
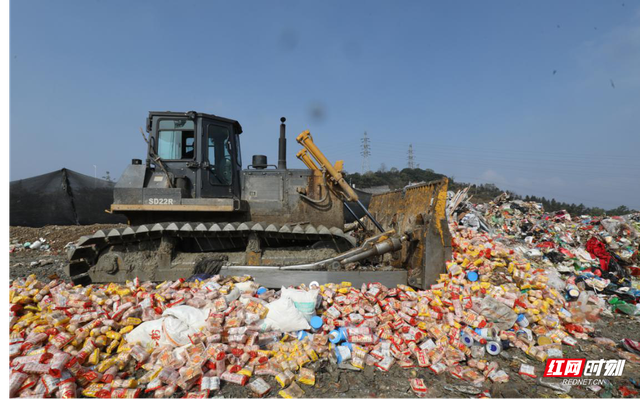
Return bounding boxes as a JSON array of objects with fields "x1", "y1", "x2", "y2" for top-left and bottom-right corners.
[{"x1": 66, "y1": 222, "x2": 356, "y2": 284}]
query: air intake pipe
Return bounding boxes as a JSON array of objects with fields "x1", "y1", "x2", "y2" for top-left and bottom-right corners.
[{"x1": 278, "y1": 117, "x2": 287, "y2": 169}]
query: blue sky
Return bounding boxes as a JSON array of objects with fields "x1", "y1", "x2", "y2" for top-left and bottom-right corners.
[{"x1": 10, "y1": 0, "x2": 640, "y2": 209}]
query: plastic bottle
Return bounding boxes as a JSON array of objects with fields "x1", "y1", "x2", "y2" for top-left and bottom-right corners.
[
  {"x1": 516, "y1": 313, "x2": 529, "y2": 327},
  {"x1": 612, "y1": 301, "x2": 640, "y2": 316},
  {"x1": 309, "y1": 316, "x2": 323, "y2": 332},
  {"x1": 334, "y1": 345, "x2": 351, "y2": 363},
  {"x1": 486, "y1": 341, "x2": 501, "y2": 355},
  {"x1": 328, "y1": 327, "x2": 347, "y2": 344},
  {"x1": 565, "y1": 284, "x2": 579, "y2": 301},
  {"x1": 460, "y1": 333, "x2": 474, "y2": 347}
]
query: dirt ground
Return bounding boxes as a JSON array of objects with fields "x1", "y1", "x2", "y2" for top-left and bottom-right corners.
[
  {"x1": 8, "y1": 225, "x2": 640, "y2": 398},
  {"x1": 9, "y1": 224, "x2": 123, "y2": 282},
  {"x1": 10, "y1": 224, "x2": 124, "y2": 252}
]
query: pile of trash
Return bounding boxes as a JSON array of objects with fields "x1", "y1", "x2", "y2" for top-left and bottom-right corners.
[
  {"x1": 10, "y1": 238, "x2": 52, "y2": 253},
  {"x1": 11, "y1": 232, "x2": 637, "y2": 399},
  {"x1": 451, "y1": 192, "x2": 640, "y2": 317},
  {"x1": 8, "y1": 268, "x2": 520, "y2": 398},
  {"x1": 8, "y1": 193, "x2": 640, "y2": 398}
]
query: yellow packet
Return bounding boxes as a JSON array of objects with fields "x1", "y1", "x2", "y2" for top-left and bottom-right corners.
[
  {"x1": 123, "y1": 317, "x2": 141, "y2": 326},
  {"x1": 81, "y1": 383, "x2": 105, "y2": 398},
  {"x1": 117, "y1": 340, "x2": 130, "y2": 353},
  {"x1": 119, "y1": 325, "x2": 134, "y2": 334},
  {"x1": 106, "y1": 331, "x2": 122, "y2": 340},
  {"x1": 275, "y1": 370, "x2": 294, "y2": 387},
  {"x1": 119, "y1": 379, "x2": 138, "y2": 388},
  {"x1": 106, "y1": 340, "x2": 119, "y2": 354},
  {"x1": 238, "y1": 366, "x2": 254, "y2": 377},
  {"x1": 88, "y1": 348, "x2": 101, "y2": 365},
  {"x1": 95, "y1": 335, "x2": 108, "y2": 347},
  {"x1": 305, "y1": 348, "x2": 318, "y2": 362},
  {"x1": 279, "y1": 381, "x2": 305, "y2": 398},
  {"x1": 12, "y1": 295, "x2": 32, "y2": 304},
  {"x1": 32, "y1": 325, "x2": 48, "y2": 334},
  {"x1": 297, "y1": 367, "x2": 315, "y2": 386},
  {"x1": 97, "y1": 357, "x2": 117, "y2": 373}
]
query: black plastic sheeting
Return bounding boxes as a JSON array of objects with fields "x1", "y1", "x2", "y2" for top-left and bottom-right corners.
[{"x1": 10, "y1": 168, "x2": 127, "y2": 227}]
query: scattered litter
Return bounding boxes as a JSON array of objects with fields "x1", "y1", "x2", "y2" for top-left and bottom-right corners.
[
  {"x1": 519, "y1": 364, "x2": 537, "y2": 378},
  {"x1": 538, "y1": 378, "x2": 572, "y2": 393},
  {"x1": 7, "y1": 191, "x2": 639, "y2": 398}
]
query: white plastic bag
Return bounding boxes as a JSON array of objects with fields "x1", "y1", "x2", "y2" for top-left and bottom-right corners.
[
  {"x1": 476, "y1": 296, "x2": 517, "y2": 331},
  {"x1": 127, "y1": 306, "x2": 206, "y2": 348},
  {"x1": 262, "y1": 297, "x2": 310, "y2": 332},
  {"x1": 280, "y1": 287, "x2": 318, "y2": 321},
  {"x1": 224, "y1": 287, "x2": 241, "y2": 303},
  {"x1": 126, "y1": 319, "x2": 169, "y2": 347},
  {"x1": 461, "y1": 214, "x2": 480, "y2": 231},
  {"x1": 545, "y1": 269, "x2": 566, "y2": 291},
  {"x1": 127, "y1": 317, "x2": 199, "y2": 347},
  {"x1": 163, "y1": 305, "x2": 208, "y2": 330},
  {"x1": 161, "y1": 317, "x2": 198, "y2": 346},
  {"x1": 235, "y1": 281, "x2": 257, "y2": 293}
]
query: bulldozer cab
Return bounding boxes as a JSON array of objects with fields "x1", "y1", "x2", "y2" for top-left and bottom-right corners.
[{"x1": 147, "y1": 111, "x2": 243, "y2": 199}]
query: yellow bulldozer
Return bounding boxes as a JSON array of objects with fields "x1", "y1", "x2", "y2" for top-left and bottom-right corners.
[{"x1": 67, "y1": 111, "x2": 451, "y2": 288}]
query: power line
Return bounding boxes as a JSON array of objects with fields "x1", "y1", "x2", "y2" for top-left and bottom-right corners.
[{"x1": 360, "y1": 131, "x2": 370, "y2": 173}]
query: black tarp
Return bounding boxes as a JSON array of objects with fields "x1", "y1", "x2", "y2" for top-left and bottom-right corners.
[{"x1": 10, "y1": 168, "x2": 127, "y2": 227}]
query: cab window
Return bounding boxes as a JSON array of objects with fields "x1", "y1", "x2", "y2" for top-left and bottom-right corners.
[
  {"x1": 207, "y1": 125, "x2": 232, "y2": 185},
  {"x1": 157, "y1": 119, "x2": 195, "y2": 160}
]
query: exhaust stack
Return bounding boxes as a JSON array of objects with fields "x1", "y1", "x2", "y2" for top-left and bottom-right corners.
[{"x1": 278, "y1": 117, "x2": 287, "y2": 169}]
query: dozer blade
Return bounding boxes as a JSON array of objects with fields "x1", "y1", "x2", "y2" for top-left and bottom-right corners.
[{"x1": 366, "y1": 178, "x2": 452, "y2": 289}]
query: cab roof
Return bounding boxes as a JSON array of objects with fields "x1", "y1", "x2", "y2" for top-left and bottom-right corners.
[{"x1": 147, "y1": 111, "x2": 243, "y2": 134}]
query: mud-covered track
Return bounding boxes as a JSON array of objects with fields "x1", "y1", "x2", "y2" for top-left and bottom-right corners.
[{"x1": 67, "y1": 222, "x2": 356, "y2": 284}]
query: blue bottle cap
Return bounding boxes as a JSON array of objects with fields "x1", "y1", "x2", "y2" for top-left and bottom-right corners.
[
  {"x1": 467, "y1": 271, "x2": 479, "y2": 282},
  {"x1": 328, "y1": 329, "x2": 343, "y2": 344},
  {"x1": 310, "y1": 316, "x2": 323, "y2": 330},
  {"x1": 517, "y1": 314, "x2": 525, "y2": 322},
  {"x1": 296, "y1": 331, "x2": 308, "y2": 341},
  {"x1": 256, "y1": 287, "x2": 267, "y2": 295}
]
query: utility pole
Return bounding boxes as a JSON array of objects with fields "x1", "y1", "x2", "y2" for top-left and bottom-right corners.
[
  {"x1": 360, "y1": 131, "x2": 371, "y2": 173},
  {"x1": 407, "y1": 144, "x2": 415, "y2": 169}
]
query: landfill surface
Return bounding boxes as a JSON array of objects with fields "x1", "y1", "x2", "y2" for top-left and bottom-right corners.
[{"x1": 9, "y1": 194, "x2": 640, "y2": 398}]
